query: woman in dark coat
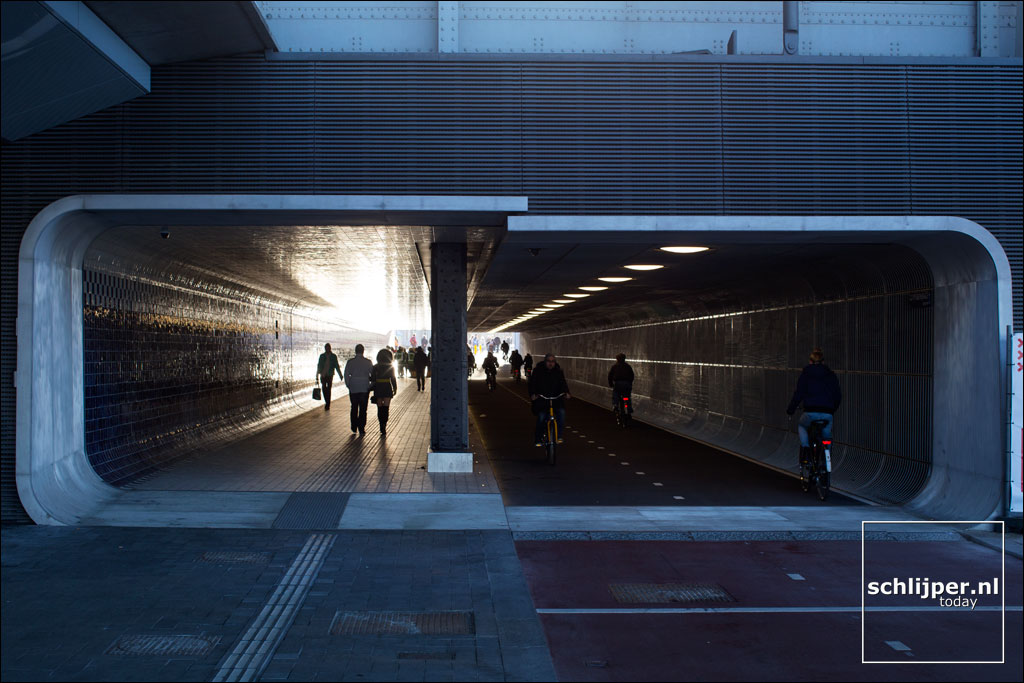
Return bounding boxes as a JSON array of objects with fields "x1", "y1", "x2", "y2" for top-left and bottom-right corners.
[{"x1": 371, "y1": 348, "x2": 398, "y2": 435}]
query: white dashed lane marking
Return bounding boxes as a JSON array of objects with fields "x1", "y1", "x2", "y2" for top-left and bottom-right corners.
[{"x1": 787, "y1": 573, "x2": 805, "y2": 581}]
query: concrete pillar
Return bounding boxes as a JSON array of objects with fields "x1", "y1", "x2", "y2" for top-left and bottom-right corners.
[{"x1": 428, "y1": 242, "x2": 470, "y2": 468}]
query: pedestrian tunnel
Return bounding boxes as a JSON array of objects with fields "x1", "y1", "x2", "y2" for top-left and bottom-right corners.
[
  {"x1": 17, "y1": 202, "x2": 1013, "y2": 525},
  {"x1": 16, "y1": 194, "x2": 526, "y2": 525}
]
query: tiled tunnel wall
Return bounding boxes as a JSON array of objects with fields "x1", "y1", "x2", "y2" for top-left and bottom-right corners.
[
  {"x1": 82, "y1": 265, "x2": 381, "y2": 485},
  {"x1": 522, "y1": 245, "x2": 934, "y2": 505}
]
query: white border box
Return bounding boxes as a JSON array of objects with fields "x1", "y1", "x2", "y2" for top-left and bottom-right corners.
[{"x1": 861, "y1": 520, "x2": 1005, "y2": 664}]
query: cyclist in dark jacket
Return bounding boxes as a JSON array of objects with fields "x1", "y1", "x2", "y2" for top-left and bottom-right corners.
[
  {"x1": 523, "y1": 353, "x2": 534, "y2": 378},
  {"x1": 786, "y1": 348, "x2": 842, "y2": 467},
  {"x1": 608, "y1": 353, "x2": 635, "y2": 414},
  {"x1": 509, "y1": 349, "x2": 524, "y2": 378},
  {"x1": 528, "y1": 354, "x2": 571, "y2": 445}
]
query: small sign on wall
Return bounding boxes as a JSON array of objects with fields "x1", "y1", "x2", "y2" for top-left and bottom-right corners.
[{"x1": 1011, "y1": 332, "x2": 1023, "y2": 515}]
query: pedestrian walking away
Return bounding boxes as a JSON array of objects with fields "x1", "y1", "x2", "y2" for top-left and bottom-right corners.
[
  {"x1": 413, "y1": 346, "x2": 429, "y2": 392},
  {"x1": 344, "y1": 343, "x2": 374, "y2": 435},
  {"x1": 316, "y1": 343, "x2": 343, "y2": 411},
  {"x1": 371, "y1": 348, "x2": 399, "y2": 435}
]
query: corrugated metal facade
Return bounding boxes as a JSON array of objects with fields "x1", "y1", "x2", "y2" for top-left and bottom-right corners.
[{"x1": 1, "y1": 56, "x2": 1020, "y2": 522}]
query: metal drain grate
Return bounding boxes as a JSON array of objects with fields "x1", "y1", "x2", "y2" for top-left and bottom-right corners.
[
  {"x1": 397, "y1": 651, "x2": 457, "y2": 660},
  {"x1": 608, "y1": 583, "x2": 734, "y2": 604},
  {"x1": 330, "y1": 611, "x2": 475, "y2": 635},
  {"x1": 196, "y1": 551, "x2": 271, "y2": 565},
  {"x1": 105, "y1": 634, "x2": 221, "y2": 656}
]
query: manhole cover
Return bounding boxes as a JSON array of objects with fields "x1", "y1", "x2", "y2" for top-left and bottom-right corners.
[
  {"x1": 105, "y1": 634, "x2": 221, "y2": 656},
  {"x1": 196, "y1": 551, "x2": 271, "y2": 565},
  {"x1": 397, "y1": 651, "x2": 456, "y2": 660},
  {"x1": 608, "y1": 583, "x2": 734, "y2": 604},
  {"x1": 330, "y1": 611, "x2": 475, "y2": 635}
]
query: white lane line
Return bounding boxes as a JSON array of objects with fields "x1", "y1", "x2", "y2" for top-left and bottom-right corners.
[
  {"x1": 787, "y1": 573, "x2": 805, "y2": 581},
  {"x1": 673, "y1": 496, "x2": 685, "y2": 500},
  {"x1": 886, "y1": 640, "x2": 912, "y2": 652},
  {"x1": 213, "y1": 534, "x2": 336, "y2": 682},
  {"x1": 597, "y1": 446, "x2": 605, "y2": 450},
  {"x1": 635, "y1": 471, "x2": 646, "y2": 475},
  {"x1": 608, "y1": 453, "x2": 617, "y2": 457},
  {"x1": 620, "y1": 462, "x2": 630, "y2": 466},
  {"x1": 537, "y1": 606, "x2": 1022, "y2": 615},
  {"x1": 653, "y1": 482, "x2": 663, "y2": 487}
]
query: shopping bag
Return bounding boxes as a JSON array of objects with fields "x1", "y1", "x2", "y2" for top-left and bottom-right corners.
[{"x1": 312, "y1": 384, "x2": 322, "y2": 401}]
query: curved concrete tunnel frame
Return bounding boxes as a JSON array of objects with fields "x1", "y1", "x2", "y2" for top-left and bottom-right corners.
[
  {"x1": 507, "y1": 215, "x2": 1013, "y2": 521},
  {"x1": 16, "y1": 194, "x2": 528, "y2": 525},
  {"x1": 17, "y1": 202, "x2": 1012, "y2": 524}
]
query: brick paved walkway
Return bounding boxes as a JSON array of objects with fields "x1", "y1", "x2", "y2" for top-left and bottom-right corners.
[{"x1": 130, "y1": 379, "x2": 497, "y2": 494}]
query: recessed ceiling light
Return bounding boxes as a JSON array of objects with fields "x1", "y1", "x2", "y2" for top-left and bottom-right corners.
[
  {"x1": 660, "y1": 246, "x2": 709, "y2": 254},
  {"x1": 543, "y1": 304, "x2": 564, "y2": 308},
  {"x1": 598, "y1": 277, "x2": 633, "y2": 283},
  {"x1": 578, "y1": 286, "x2": 608, "y2": 292},
  {"x1": 553, "y1": 299, "x2": 574, "y2": 304},
  {"x1": 624, "y1": 264, "x2": 664, "y2": 271},
  {"x1": 564, "y1": 293, "x2": 590, "y2": 298}
]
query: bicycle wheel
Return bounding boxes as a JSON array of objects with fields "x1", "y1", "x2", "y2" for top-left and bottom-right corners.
[
  {"x1": 547, "y1": 420, "x2": 557, "y2": 465},
  {"x1": 815, "y1": 467, "x2": 830, "y2": 501},
  {"x1": 800, "y1": 460, "x2": 811, "y2": 492}
]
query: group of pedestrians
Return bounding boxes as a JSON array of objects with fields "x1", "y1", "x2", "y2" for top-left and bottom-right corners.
[
  {"x1": 316, "y1": 343, "x2": 403, "y2": 437},
  {"x1": 392, "y1": 345, "x2": 431, "y2": 391}
]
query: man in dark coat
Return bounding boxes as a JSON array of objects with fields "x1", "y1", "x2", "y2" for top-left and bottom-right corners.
[
  {"x1": 316, "y1": 343, "x2": 343, "y2": 411},
  {"x1": 786, "y1": 348, "x2": 842, "y2": 467},
  {"x1": 528, "y1": 353, "x2": 571, "y2": 445}
]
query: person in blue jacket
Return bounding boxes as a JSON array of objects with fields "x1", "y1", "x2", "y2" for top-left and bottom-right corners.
[{"x1": 786, "y1": 348, "x2": 842, "y2": 467}]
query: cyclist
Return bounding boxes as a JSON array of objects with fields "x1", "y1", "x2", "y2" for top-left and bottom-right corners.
[
  {"x1": 523, "y1": 353, "x2": 534, "y2": 379},
  {"x1": 607, "y1": 353, "x2": 635, "y2": 416},
  {"x1": 482, "y1": 351, "x2": 499, "y2": 388},
  {"x1": 509, "y1": 349, "x2": 524, "y2": 380},
  {"x1": 466, "y1": 346, "x2": 476, "y2": 379},
  {"x1": 786, "y1": 348, "x2": 842, "y2": 468},
  {"x1": 528, "y1": 353, "x2": 571, "y2": 446}
]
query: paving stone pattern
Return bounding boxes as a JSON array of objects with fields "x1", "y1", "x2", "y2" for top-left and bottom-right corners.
[
  {"x1": 1, "y1": 526, "x2": 555, "y2": 682},
  {"x1": 129, "y1": 380, "x2": 498, "y2": 495}
]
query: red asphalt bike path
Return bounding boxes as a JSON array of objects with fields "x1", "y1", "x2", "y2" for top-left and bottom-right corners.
[{"x1": 516, "y1": 540, "x2": 1023, "y2": 681}]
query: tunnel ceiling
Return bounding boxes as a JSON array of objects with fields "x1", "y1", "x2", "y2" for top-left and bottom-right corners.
[
  {"x1": 468, "y1": 234, "x2": 932, "y2": 333},
  {"x1": 86, "y1": 223, "x2": 501, "y2": 334}
]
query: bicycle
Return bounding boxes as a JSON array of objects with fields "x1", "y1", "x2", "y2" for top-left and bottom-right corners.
[
  {"x1": 511, "y1": 367, "x2": 522, "y2": 383},
  {"x1": 485, "y1": 369, "x2": 497, "y2": 392},
  {"x1": 537, "y1": 393, "x2": 565, "y2": 466},
  {"x1": 613, "y1": 392, "x2": 632, "y2": 428},
  {"x1": 800, "y1": 419, "x2": 832, "y2": 501}
]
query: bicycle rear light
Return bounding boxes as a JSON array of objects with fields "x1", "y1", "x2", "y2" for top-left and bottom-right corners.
[{"x1": 822, "y1": 440, "x2": 832, "y2": 445}]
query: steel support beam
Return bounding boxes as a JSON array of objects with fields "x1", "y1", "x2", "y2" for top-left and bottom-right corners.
[{"x1": 429, "y1": 242, "x2": 469, "y2": 453}]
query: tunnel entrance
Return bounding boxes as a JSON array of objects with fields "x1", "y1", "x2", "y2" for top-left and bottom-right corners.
[
  {"x1": 467, "y1": 216, "x2": 1012, "y2": 521},
  {"x1": 17, "y1": 201, "x2": 1012, "y2": 525}
]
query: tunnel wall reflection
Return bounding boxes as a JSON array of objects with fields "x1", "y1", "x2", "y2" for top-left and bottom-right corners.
[
  {"x1": 82, "y1": 265, "x2": 378, "y2": 485},
  {"x1": 524, "y1": 245, "x2": 935, "y2": 505}
]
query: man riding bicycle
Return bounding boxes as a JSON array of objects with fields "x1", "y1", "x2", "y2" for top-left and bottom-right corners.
[
  {"x1": 509, "y1": 349, "x2": 524, "y2": 379},
  {"x1": 528, "y1": 353, "x2": 571, "y2": 446},
  {"x1": 786, "y1": 348, "x2": 842, "y2": 468},
  {"x1": 482, "y1": 351, "x2": 499, "y2": 388},
  {"x1": 608, "y1": 353, "x2": 635, "y2": 416}
]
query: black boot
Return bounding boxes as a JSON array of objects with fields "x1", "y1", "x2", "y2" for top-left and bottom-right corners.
[{"x1": 380, "y1": 405, "x2": 389, "y2": 435}]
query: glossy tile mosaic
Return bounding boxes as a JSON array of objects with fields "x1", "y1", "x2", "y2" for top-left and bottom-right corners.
[{"x1": 82, "y1": 268, "x2": 380, "y2": 485}]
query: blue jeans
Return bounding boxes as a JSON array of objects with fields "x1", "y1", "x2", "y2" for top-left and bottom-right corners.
[
  {"x1": 534, "y1": 399, "x2": 566, "y2": 443},
  {"x1": 798, "y1": 412, "x2": 833, "y2": 447}
]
